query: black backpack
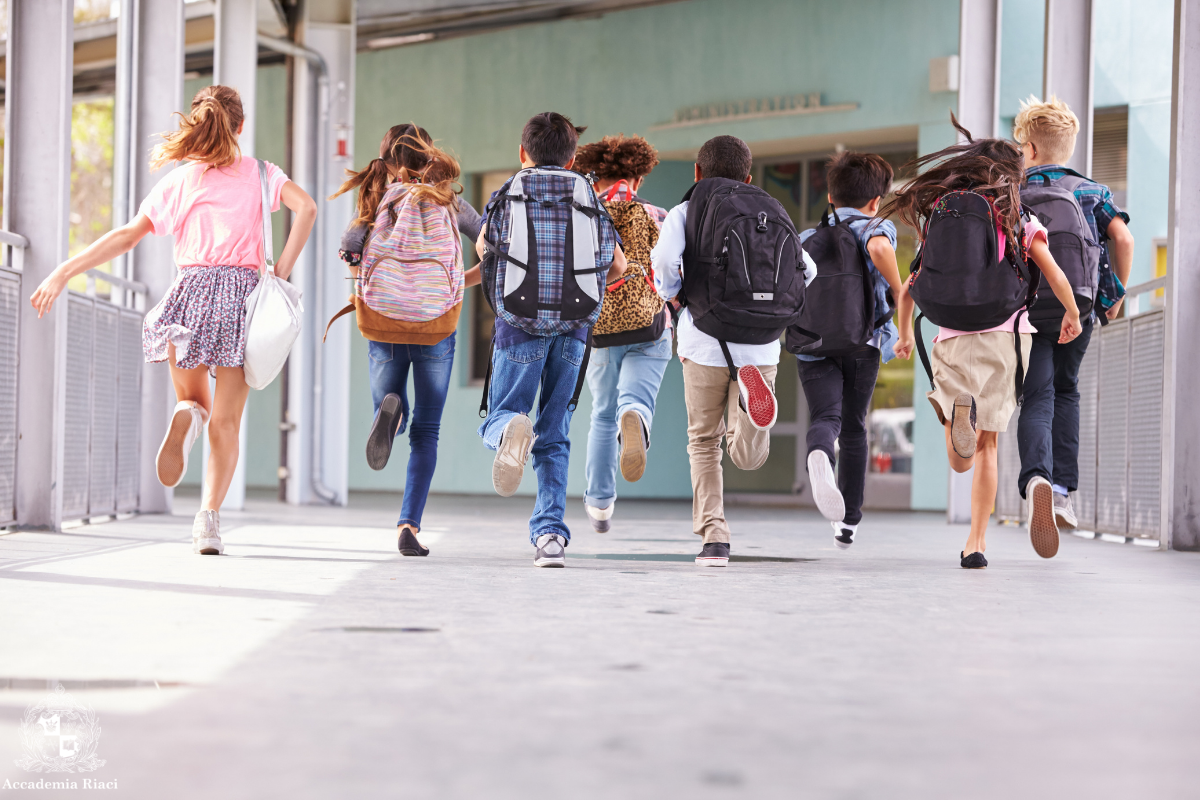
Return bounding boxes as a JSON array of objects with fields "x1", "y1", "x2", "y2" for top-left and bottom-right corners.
[
  {"x1": 786, "y1": 206, "x2": 881, "y2": 357},
  {"x1": 679, "y1": 177, "x2": 811, "y2": 377},
  {"x1": 909, "y1": 190, "x2": 1039, "y2": 400},
  {"x1": 1020, "y1": 173, "x2": 1102, "y2": 329}
]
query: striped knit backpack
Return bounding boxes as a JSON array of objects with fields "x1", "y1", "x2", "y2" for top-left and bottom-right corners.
[{"x1": 325, "y1": 182, "x2": 464, "y2": 345}]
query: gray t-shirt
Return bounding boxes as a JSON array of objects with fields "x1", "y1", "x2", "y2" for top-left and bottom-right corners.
[{"x1": 339, "y1": 193, "x2": 483, "y2": 254}]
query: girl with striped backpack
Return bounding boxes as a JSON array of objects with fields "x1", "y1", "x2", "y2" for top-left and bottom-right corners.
[{"x1": 330, "y1": 127, "x2": 481, "y2": 558}]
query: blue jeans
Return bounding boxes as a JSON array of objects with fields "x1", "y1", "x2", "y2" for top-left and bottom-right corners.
[
  {"x1": 1016, "y1": 318, "x2": 1094, "y2": 497},
  {"x1": 368, "y1": 333, "x2": 456, "y2": 529},
  {"x1": 583, "y1": 327, "x2": 673, "y2": 508},
  {"x1": 477, "y1": 334, "x2": 585, "y2": 544}
]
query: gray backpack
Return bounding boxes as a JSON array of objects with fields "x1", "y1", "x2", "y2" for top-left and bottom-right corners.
[{"x1": 1021, "y1": 175, "x2": 1102, "y2": 326}]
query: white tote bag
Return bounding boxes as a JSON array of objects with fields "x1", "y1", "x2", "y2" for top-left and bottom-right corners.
[{"x1": 242, "y1": 159, "x2": 303, "y2": 390}]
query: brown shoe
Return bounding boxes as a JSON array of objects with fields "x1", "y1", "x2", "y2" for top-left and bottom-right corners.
[
  {"x1": 1027, "y1": 476, "x2": 1060, "y2": 558},
  {"x1": 950, "y1": 393, "x2": 977, "y2": 459},
  {"x1": 618, "y1": 410, "x2": 648, "y2": 482}
]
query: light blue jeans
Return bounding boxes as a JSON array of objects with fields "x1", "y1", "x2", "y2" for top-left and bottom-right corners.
[
  {"x1": 478, "y1": 334, "x2": 586, "y2": 544},
  {"x1": 583, "y1": 327, "x2": 673, "y2": 508}
]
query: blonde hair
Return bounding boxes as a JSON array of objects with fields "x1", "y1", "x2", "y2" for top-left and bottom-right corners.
[
  {"x1": 1013, "y1": 95, "x2": 1079, "y2": 165},
  {"x1": 150, "y1": 85, "x2": 244, "y2": 171}
]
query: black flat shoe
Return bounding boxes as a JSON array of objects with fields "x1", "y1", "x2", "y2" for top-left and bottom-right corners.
[
  {"x1": 398, "y1": 526, "x2": 429, "y2": 557},
  {"x1": 960, "y1": 550, "x2": 988, "y2": 569},
  {"x1": 367, "y1": 393, "x2": 403, "y2": 471}
]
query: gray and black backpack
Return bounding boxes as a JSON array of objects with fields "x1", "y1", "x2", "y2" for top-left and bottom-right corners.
[{"x1": 1021, "y1": 173, "x2": 1102, "y2": 330}]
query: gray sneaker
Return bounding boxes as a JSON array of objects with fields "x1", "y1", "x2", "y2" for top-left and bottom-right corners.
[
  {"x1": 1054, "y1": 492, "x2": 1078, "y2": 529},
  {"x1": 534, "y1": 533, "x2": 566, "y2": 567},
  {"x1": 492, "y1": 414, "x2": 536, "y2": 497}
]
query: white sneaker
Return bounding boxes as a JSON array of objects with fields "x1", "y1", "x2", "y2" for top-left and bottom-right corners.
[
  {"x1": 807, "y1": 450, "x2": 845, "y2": 522},
  {"x1": 492, "y1": 414, "x2": 536, "y2": 497},
  {"x1": 192, "y1": 509, "x2": 223, "y2": 555},
  {"x1": 584, "y1": 501, "x2": 614, "y2": 533},
  {"x1": 534, "y1": 533, "x2": 566, "y2": 567},
  {"x1": 157, "y1": 401, "x2": 207, "y2": 488},
  {"x1": 832, "y1": 520, "x2": 857, "y2": 550}
]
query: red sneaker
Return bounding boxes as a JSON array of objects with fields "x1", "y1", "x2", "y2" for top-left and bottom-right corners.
[{"x1": 737, "y1": 365, "x2": 777, "y2": 430}]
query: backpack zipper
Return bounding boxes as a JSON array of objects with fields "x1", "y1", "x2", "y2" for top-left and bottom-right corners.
[{"x1": 730, "y1": 230, "x2": 750, "y2": 287}]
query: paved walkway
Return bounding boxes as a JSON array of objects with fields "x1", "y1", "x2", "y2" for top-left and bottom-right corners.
[{"x1": 1, "y1": 491, "x2": 1198, "y2": 799}]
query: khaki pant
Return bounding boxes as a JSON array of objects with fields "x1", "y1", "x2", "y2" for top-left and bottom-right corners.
[{"x1": 682, "y1": 360, "x2": 777, "y2": 544}]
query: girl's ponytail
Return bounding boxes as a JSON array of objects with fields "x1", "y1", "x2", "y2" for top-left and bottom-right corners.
[
  {"x1": 150, "y1": 84, "x2": 244, "y2": 171},
  {"x1": 332, "y1": 157, "x2": 393, "y2": 225}
]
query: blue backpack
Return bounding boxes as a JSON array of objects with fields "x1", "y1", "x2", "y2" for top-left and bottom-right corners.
[{"x1": 479, "y1": 167, "x2": 614, "y2": 336}]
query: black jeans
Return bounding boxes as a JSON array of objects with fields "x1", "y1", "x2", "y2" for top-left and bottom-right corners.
[
  {"x1": 797, "y1": 346, "x2": 880, "y2": 525},
  {"x1": 1016, "y1": 317, "x2": 1094, "y2": 498}
]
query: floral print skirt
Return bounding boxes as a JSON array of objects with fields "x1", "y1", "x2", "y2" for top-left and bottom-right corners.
[{"x1": 143, "y1": 265, "x2": 260, "y2": 375}]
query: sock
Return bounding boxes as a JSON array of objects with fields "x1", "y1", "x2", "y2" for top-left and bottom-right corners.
[{"x1": 1052, "y1": 483, "x2": 1069, "y2": 497}]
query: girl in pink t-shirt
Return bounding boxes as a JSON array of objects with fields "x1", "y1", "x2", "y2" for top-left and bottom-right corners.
[
  {"x1": 30, "y1": 84, "x2": 317, "y2": 556},
  {"x1": 884, "y1": 116, "x2": 1082, "y2": 569}
]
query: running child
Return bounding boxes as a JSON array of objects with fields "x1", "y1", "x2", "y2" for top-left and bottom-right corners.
[
  {"x1": 653, "y1": 135, "x2": 816, "y2": 567},
  {"x1": 887, "y1": 116, "x2": 1082, "y2": 568},
  {"x1": 474, "y1": 112, "x2": 626, "y2": 567},
  {"x1": 789, "y1": 152, "x2": 904, "y2": 550},
  {"x1": 29, "y1": 85, "x2": 316, "y2": 555},
  {"x1": 572, "y1": 134, "x2": 671, "y2": 533},
  {"x1": 330, "y1": 126, "x2": 480, "y2": 557},
  {"x1": 1013, "y1": 97, "x2": 1135, "y2": 541}
]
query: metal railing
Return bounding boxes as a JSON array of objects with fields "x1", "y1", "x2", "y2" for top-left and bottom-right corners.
[
  {"x1": 996, "y1": 278, "x2": 1167, "y2": 543},
  {"x1": 0, "y1": 231, "x2": 28, "y2": 525},
  {"x1": 61, "y1": 269, "x2": 148, "y2": 522}
]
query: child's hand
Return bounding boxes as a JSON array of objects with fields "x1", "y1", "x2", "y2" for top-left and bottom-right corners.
[
  {"x1": 1059, "y1": 311, "x2": 1082, "y2": 343},
  {"x1": 30, "y1": 272, "x2": 67, "y2": 319},
  {"x1": 894, "y1": 332, "x2": 915, "y2": 360}
]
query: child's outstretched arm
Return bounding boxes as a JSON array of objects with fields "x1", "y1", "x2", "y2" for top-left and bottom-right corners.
[
  {"x1": 606, "y1": 244, "x2": 628, "y2": 283},
  {"x1": 893, "y1": 280, "x2": 915, "y2": 360},
  {"x1": 1028, "y1": 237, "x2": 1082, "y2": 343},
  {"x1": 30, "y1": 214, "x2": 155, "y2": 318}
]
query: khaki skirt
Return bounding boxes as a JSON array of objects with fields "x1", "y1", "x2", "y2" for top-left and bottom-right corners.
[{"x1": 926, "y1": 331, "x2": 1033, "y2": 433}]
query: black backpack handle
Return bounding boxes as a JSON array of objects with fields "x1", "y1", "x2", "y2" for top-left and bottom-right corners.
[{"x1": 820, "y1": 203, "x2": 842, "y2": 228}]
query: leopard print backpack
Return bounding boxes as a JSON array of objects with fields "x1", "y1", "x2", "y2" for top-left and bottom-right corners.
[{"x1": 592, "y1": 199, "x2": 667, "y2": 347}]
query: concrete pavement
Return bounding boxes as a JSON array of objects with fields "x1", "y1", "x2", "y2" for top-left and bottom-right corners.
[{"x1": 1, "y1": 490, "x2": 1198, "y2": 799}]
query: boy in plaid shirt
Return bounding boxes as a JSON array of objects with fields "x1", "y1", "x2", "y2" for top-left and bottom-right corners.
[
  {"x1": 474, "y1": 113, "x2": 626, "y2": 567},
  {"x1": 1014, "y1": 97, "x2": 1135, "y2": 535}
]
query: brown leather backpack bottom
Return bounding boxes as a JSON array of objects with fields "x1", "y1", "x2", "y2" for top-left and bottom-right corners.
[{"x1": 325, "y1": 296, "x2": 461, "y2": 345}]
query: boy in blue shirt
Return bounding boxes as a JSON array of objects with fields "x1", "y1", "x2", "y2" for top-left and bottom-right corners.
[
  {"x1": 797, "y1": 152, "x2": 904, "y2": 549},
  {"x1": 1013, "y1": 97, "x2": 1135, "y2": 540}
]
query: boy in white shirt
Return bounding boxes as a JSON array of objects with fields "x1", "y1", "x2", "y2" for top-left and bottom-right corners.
[{"x1": 653, "y1": 135, "x2": 816, "y2": 566}]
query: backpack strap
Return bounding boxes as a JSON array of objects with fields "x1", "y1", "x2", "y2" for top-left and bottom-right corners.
[
  {"x1": 1013, "y1": 310, "x2": 1027, "y2": 404},
  {"x1": 914, "y1": 313, "x2": 935, "y2": 389},
  {"x1": 567, "y1": 335, "x2": 593, "y2": 412},
  {"x1": 718, "y1": 340, "x2": 738, "y2": 383},
  {"x1": 478, "y1": 338, "x2": 496, "y2": 418},
  {"x1": 323, "y1": 301, "x2": 355, "y2": 343}
]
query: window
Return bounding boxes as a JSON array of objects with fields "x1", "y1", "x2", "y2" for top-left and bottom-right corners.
[{"x1": 1093, "y1": 106, "x2": 1128, "y2": 208}]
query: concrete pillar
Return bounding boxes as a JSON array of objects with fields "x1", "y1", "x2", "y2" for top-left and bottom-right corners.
[
  {"x1": 1043, "y1": 0, "x2": 1094, "y2": 175},
  {"x1": 1164, "y1": 0, "x2": 1200, "y2": 550},
  {"x1": 204, "y1": 0, "x2": 260, "y2": 512},
  {"x1": 283, "y1": 0, "x2": 354, "y2": 506},
  {"x1": 214, "y1": 0, "x2": 258, "y2": 156},
  {"x1": 128, "y1": 0, "x2": 185, "y2": 515},
  {"x1": 5, "y1": 0, "x2": 73, "y2": 530},
  {"x1": 958, "y1": 0, "x2": 1003, "y2": 140}
]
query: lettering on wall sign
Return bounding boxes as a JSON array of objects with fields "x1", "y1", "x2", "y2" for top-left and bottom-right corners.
[{"x1": 650, "y1": 93, "x2": 858, "y2": 131}]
